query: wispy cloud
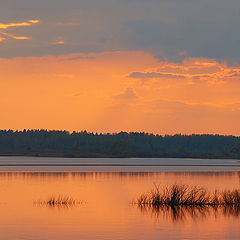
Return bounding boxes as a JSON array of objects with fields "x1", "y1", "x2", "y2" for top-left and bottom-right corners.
[
  {"x1": 0, "y1": 19, "x2": 39, "y2": 43},
  {"x1": 50, "y1": 40, "x2": 65, "y2": 45},
  {"x1": 129, "y1": 72, "x2": 186, "y2": 80},
  {"x1": 128, "y1": 58, "x2": 240, "y2": 84},
  {"x1": 0, "y1": 37, "x2": 5, "y2": 42},
  {"x1": 0, "y1": 32, "x2": 31, "y2": 40},
  {"x1": 112, "y1": 88, "x2": 138, "y2": 100},
  {"x1": 0, "y1": 19, "x2": 39, "y2": 29}
]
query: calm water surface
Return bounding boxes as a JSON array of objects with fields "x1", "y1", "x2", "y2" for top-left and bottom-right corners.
[{"x1": 0, "y1": 158, "x2": 240, "y2": 239}]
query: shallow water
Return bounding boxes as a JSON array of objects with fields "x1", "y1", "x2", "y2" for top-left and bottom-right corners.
[{"x1": 0, "y1": 170, "x2": 239, "y2": 239}]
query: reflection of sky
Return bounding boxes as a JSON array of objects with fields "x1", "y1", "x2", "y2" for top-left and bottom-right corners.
[
  {"x1": 0, "y1": 171, "x2": 239, "y2": 190},
  {"x1": 0, "y1": 171, "x2": 239, "y2": 239},
  {"x1": 0, "y1": 157, "x2": 240, "y2": 172}
]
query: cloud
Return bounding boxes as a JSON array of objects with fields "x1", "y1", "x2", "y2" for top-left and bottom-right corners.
[
  {"x1": 50, "y1": 40, "x2": 65, "y2": 45},
  {"x1": 63, "y1": 54, "x2": 96, "y2": 61},
  {"x1": 112, "y1": 88, "x2": 138, "y2": 100},
  {"x1": 28, "y1": 20, "x2": 40, "y2": 24},
  {"x1": 122, "y1": 0, "x2": 240, "y2": 62},
  {"x1": 0, "y1": 37, "x2": 5, "y2": 42},
  {"x1": 0, "y1": 32, "x2": 31, "y2": 40},
  {"x1": 0, "y1": 19, "x2": 39, "y2": 29},
  {"x1": 0, "y1": 0, "x2": 240, "y2": 62},
  {"x1": 0, "y1": 19, "x2": 39, "y2": 43},
  {"x1": 127, "y1": 57, "x2": 240, "y2": 84},
  {"x1": 129, "y1": 72, "x2": 186, "y2": 80}
]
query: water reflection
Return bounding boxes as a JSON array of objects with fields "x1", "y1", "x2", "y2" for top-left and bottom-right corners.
[
  {"x1": 137, "y1": 205, "x2": 240, "y2": 222},
  {"x1": 0, "y1": 171, "x2": 238, "y2": 179},
  {"x1": 34, "y1": 196, "x2": 81, "y2": 211},
  {"x1": 0, "y1": 171, "x2": 239, "y2": 239}
]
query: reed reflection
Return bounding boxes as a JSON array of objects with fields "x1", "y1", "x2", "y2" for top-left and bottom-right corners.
[
  {"x1": 34, "y1": 195, "x2": 82, "y2": 210},
  {"x1": 137, "y1": 204, "x2": 240, "y2": 222}
]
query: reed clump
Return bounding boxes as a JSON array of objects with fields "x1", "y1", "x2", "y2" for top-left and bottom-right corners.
[
  {"x1": 36, "y1": 196, "x2": 78, "y2": 208},
  {"x1": 45, "y1": 196, "x2": 76, "y2": 206},
  {"x1": 137, "y1": 184, "x2": 240, "y2": 207}
]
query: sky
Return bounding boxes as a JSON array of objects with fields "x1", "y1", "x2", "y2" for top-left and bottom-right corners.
[{"x1": 1, "y1": 0, "x2": 240, "y2": 135}]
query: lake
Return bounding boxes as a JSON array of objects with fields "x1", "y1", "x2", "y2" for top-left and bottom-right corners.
[{"x1": 0, "y1": 157, "x2": 239, "y2": 239}]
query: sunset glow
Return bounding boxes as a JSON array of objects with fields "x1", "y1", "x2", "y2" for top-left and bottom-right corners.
[
  {"x1": 0, "y1": 51, "x2": 239, "y2": 134},
  {"x1": 0, "y1": 1, "x2": 240, "y2": 239},
  {"x1": 0, "y1": 0, "x2": 239, "y2": 135}
]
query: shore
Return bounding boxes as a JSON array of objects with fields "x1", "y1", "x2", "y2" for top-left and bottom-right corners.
[{"x1": 0, "y1": 156, "x2": 239, "y2": 172}]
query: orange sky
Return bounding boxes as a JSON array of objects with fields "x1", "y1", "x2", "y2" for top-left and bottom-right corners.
[
  {"x1": 0, "y1": 51, "x2": 240, "y2": 135},
  {"x1": 0, "y1": 3, "x2": 240, "y2": 135}
]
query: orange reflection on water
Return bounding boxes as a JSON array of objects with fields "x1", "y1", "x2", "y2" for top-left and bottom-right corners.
[{"x1": 0, "y1": 171, "x2": 239, "y2": 239}]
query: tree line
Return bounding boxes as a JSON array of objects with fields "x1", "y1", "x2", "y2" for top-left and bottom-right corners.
[{"x1": 0, "y1": 129, "x2": 239, "y2": 158}]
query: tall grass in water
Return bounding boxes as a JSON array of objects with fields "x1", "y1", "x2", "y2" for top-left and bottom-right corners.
[
  {"x1": 137, "y1": 184, "x2": 240, "y2": 207},
  {"x1": 136, "y1": 184, "x2": 240, "y2": 221},
  {"x1": 45, "y1": 196, "x2": 77, "y2": 206},
  {"x1": 35, "y1": 196, "x2": 79, "y2": 208}
]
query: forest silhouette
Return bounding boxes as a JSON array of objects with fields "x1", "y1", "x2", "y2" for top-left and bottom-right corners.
[{"x1": 0, "y1": 130, "x2": 239, "y2": 158}]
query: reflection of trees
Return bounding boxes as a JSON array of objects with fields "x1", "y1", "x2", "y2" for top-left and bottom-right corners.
[
  {"x1": 137, "y1": 205, "x2": 240, "y2": 222},
  {"x1": 0, "y1": 171, "x2": 239, "y2": 181}
]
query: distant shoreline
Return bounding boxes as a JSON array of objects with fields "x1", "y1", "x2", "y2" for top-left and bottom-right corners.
[
  {"x1": 0, "y1": 153, "x2": 239, "y2": 159},
  {"x1": 0, "y1": 152, "x2": 239, "y2": 160},
  {"x1": 0, "y1": 164, "x2": 239, "y2": 167},
  {"x1": 0, "y1": 130, "x2": 239, "y2": 160}
]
